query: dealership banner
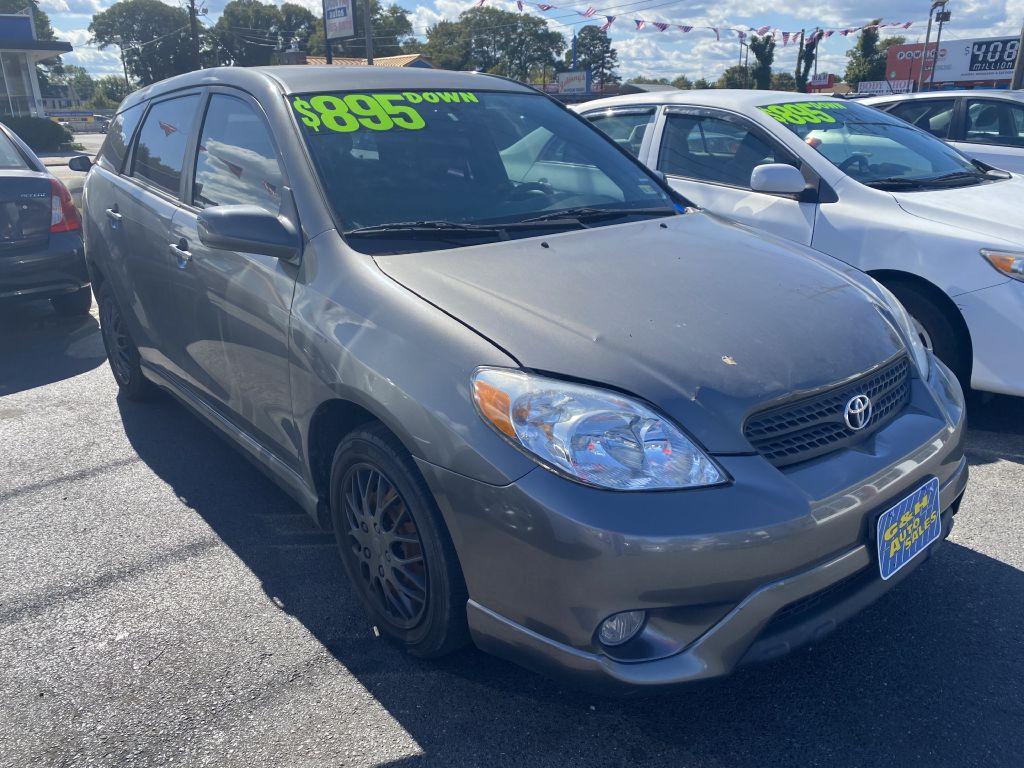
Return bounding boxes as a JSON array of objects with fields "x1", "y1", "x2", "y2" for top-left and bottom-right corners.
[{"x1": 324, "y1": 0, "x2": 355, "y2": 40}]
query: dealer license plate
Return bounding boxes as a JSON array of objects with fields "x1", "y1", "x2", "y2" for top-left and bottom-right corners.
[{"x1": 876, "y1": 477, "x2": 941, "y2": 581}]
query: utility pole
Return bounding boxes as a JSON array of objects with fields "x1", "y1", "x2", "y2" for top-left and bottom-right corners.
[
  {"x1": 918, "y1": 1, "x2": 945, "y2": 93},
  {"x1": 187, "y1": 0, "x2": 201, "y2": 71},
  {"x1": 322, "y1": 0, "x2": 332, "y2": 63},
  {"x1": 1011, "y1": 18, "x2": 1024, "y2": 89},
  {"x1": 928, "y1": 4, "x2": 950, "y2": 91},
  {"x1": 363, "y1": 0, "x2": 374, "y2": 65},
  {"x1": 112, "y1": 35, "x2": 130, "y2": 91}
]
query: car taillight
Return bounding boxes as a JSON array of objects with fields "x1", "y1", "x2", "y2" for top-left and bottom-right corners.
[{"x1": 50, "y1": 177, "x2": 81, "y2": 233}]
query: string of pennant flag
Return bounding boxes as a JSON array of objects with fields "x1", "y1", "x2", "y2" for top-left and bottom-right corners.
[{"x1": 477, "y1": 0, "x2": 915, "y2": 42}]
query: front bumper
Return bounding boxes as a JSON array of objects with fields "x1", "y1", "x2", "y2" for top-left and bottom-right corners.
[
  {"x1": 956, "y1": 279, "x2": 1024, "y2": 397},
  {"x1": 418, "y1": 359, "x2": 968, "y2": 692},
  {"x1": 0, "y1": 232, "x2": 87, "y2": 301}
]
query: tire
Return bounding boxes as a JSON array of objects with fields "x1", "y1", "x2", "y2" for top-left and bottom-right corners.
[
  {"x1": 95, "y1": 281, "x2": 156, "y2": 400},
  {"x1": 886, "y1": 279, "x2": 971, "y2": 388},
  {"x1": 51, "y1": 285, "x2": 93, "y2": 317},
  {"x1": 329, "y1": 424, "x2": 469, "y2": 658}
]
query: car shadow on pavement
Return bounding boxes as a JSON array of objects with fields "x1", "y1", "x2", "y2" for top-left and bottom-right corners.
[
  {"x1": 964, "y1": 392, "x2": 1024, "y2": 467},
  {"x1": 0, "y1": 300, "x2": 104, "y2": 397},
  {"x1": 116, "y1": 391, "x2": 1024, "y2": 768}
]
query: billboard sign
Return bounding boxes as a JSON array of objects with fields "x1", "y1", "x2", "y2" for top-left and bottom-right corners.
[
  {"x1": 556, "y1": 70, "x2": 591, "y2": 94},
  {"x1": 324, "y1": 0, "x2": 354, "y2": 40},
  {"x1": 886, "y1": 37, "x2": 1019, "y2": 85}
]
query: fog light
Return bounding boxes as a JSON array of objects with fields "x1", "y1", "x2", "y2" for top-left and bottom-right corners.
[{"x1": 598, "y1": 610, "x2": 646, "y2": 646}]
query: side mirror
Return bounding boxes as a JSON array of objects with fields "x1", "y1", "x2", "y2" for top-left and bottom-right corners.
[
  {"x1": 68, "y1": 155, "x2": 92, "y2": 172},
  {"x1": 750, "y1": 163, "x2": 806, "y2": 196},
  {"x1": 197, "y1": 205, "x2": 300, "y2": 262}
]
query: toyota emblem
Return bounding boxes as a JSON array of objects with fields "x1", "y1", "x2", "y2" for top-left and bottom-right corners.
[{"x1": 844, "y1": 394, "x2": 873, "y2": 431}]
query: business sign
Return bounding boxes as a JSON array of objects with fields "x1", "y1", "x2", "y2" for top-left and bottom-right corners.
[
  {"x1": 324, "y1": 0, "x2": 354, "y2": 40},
  {"x1": 886, "y1": 37, "x2": 1018, "y2": 85},
  {"x1": 556, "y1": 70, "x2": 591, "y2": 94},
  {"x1": 807, "y1": 73, "x2": 836, "y2": 92},
  {"x1": 857, "y1": 79, "x2": 914, "y2": 95}
]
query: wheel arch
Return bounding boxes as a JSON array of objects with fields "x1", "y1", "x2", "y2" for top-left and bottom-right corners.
[{"x1": 867, "y1": 268, "x2": 973, "y2": 378}]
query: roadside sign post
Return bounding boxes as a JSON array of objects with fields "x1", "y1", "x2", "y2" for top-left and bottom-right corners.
[
  {"x1": 323, "y1": 0, "x2": 356, "y2": 64},
  {"x1": 1012, "y1": 19, "x2": 1024, "y2": 89}
]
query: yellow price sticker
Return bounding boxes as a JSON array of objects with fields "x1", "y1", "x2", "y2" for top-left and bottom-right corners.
[{"x1": 292, "y1": 91, "x2": 479, "y2": 133}]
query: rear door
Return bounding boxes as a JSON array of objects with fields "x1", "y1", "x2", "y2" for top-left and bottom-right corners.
[
  {"x1": 116, "y1": 91, "x2": 203, "y2": 380},
  {"x1": 650, "y1": 107, "x2": 817, "y2": 245},
  {"x1": 168, "y1": 89, "x2": 300, "y2": 467}
]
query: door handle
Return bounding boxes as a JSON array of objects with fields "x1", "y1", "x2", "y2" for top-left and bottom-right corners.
[
  {"x1": 105, "y1": 206, "x2": 122, "y2": 222},
  {"x1": 169, "y1": 239, "x2": 192, "y2": 268}
]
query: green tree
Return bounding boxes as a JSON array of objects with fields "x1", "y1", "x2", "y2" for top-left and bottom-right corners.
[
  {"x1": 717, "y1": 64, "x2": 751, "y2": 89},
  {"x1": 627, "y1": 76, "x2": 669, "y2": 85},
  {"x1": 93, "y1": 74, "x2": 130, "y2": 106},
  {"x1": 749, "y1": 34, "x2": 775, "y2": 90},
  {"x1": 795, "y1": 31, "x2": 820, "y2": 92},
  {"x1": 844, "y1": 22, "x2": 905, "y2": 87},
  {"x1": 419, "y1": 20, "x2": 471, "y2": 70},
  {"x1": 671, "y1": 74, "x2": 692, "y2": 89},
  {"x1": 208, "y1": 0, "x2": 283, "y2": 67},
  {"x1": 89, "y1": 0, "x2": 193, "y2": 85},
  {"x1": 280, "y1": 2, "x2": 318, "y2": 48},
  {"x1": 448, "y1": 7, "x2": 564, "y2": 81},
  {"x1": 691, "y1": 77, "x2": 713, "y2": 89},
  {"x1": 566, "y1": 25, "x2": 618, "y2": 86},
  {"x1": 307, "y1": 1, "x2": 416, "y2": 58},
  {"x1": 771, "y1": 71, "x2": 797, "y2": 91},
  {"x1": 54, "y1": 64, "x2": 95, "y2": 102}
]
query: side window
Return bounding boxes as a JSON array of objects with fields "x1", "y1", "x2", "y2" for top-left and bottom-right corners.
[
  {"x1": 97, "y1": 102, "x2": 144, "y2": 172},
  {"x1": 193, "y1": 95, "x2": 284, "y2": 211},
  {"x1": 658, "y1": 113, "x2": 789, "y2": 188},
  {"x1": 538, "y1": 134, "x2": 593, "y2": 165},
  {"x1": 965, "y1": 100, "x2": 1024, "y2": 147},
  {"x1": 586, "y1": 109, "x2": 656, "y2": 157},
  {"x1": 887, "y1": 99, "x2": 955, "y2": 139},
  {"x1": 131, "y1": 94, "x2": 202, "y2": 195}
]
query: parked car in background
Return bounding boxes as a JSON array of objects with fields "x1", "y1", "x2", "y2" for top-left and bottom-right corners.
[
  {"x1": 863, "y1": 91, "x2": 1024, "y2": 174},
  {"x1": 0, "y1": 121, "x2": 90, "y2": 316},
  {"x1": 73, "y1": 67, "x2": 967, "y2": 692},
  {"x1": 577, "y1": 90, "x2": 1024, "y2": 397}
]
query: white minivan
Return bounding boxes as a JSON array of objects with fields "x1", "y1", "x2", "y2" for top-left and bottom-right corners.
[{"x1": 576, "y1": 90, "x2": 1024, "y2": 397}]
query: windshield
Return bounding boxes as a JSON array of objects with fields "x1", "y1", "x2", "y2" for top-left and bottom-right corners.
[
  {"x1": 0, "y1": 131, "x2": 29, "y2": 170},
  {"x1": 759, "y1": 100, "x2": 986, "y2": 190},
  {"x1": 291, "y1": 89, "x2": 678, "y2": 252}
]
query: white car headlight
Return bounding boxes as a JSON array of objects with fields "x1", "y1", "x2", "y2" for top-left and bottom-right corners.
[
  {"x1": 471, "y1": 368, "x2": 724, "y2": 491},
  {"x1": 872, "y1": 281, "x2": 930, "y2": 377},
  {"x1": 981, "y1": 249, "x2": 1024, "y2": 283}
]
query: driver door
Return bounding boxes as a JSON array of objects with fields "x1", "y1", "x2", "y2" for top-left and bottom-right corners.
[{"x1": 649, "y1": 107, "x2": 817, "y2": 246}]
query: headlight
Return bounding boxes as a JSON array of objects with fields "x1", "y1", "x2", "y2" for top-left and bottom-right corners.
[
  {"x1": 872, "y1": 281, "x2": 930, "y2": 377},
  {"x1": 471, "y1": 368, "x2": 724, "y2": 491},
  {"x1": 981, "y1": 249, "x2": 1024, "y2": 282}
]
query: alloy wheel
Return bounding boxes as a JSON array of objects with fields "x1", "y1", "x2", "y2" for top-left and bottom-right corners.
[
  {"x1": 99, "y1": 297, "x2": 133, "y2": 384},
  {"x1": 341, "y1": 463, "x2": 428, "y2": 629}
]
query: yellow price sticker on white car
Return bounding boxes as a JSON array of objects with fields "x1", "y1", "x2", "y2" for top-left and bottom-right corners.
[{"x1": 292, "y1": 91, "x2": 479, "y2": 133}]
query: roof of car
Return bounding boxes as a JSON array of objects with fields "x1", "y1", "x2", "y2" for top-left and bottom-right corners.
[
  {"x1": 862, "y1": 89, "x2": 1024, "y2": 105},
  {"x1": 119, "y1": 66, "x2": 533, "y2": 113},
  {"x1": 577, "y1": 89, "x2": 848, "y2": 112}
]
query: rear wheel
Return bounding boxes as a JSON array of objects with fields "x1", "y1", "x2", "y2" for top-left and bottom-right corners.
[
  {"x1": 329, "y1": 424, "x2": 469, "y2": 657},
  {"x1": 886, "y1": 279, "x2": 971, "y2": 388},
  {"x1": 51, "y1": 286, "x2": 93, "y2": 317},
  {"x1": 95, "y1": 281, "x2": 156, "y2": 400}
]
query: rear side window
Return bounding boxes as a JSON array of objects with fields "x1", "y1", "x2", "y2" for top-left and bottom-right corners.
[
  {"x1": 886, "y1": 99, "x2": 955, "y2": 139},
  {"x1": 192, "y1": 95, "x2": 284, "y2": 211},
  {"x1": 97, "y1": 103, "x2": 144, "y2": 172},
  {"x1": 586, "y1": 109, "x2": 656, "y2": 157},
  {"x1": 131, "y1": 94, "x2": 202, "y2": 194},
  {"x1": 658, "y1": 113, "x2": 789, "y2": 188},
  {"x1": 965, "y1": 99, "x2": 1024, "y2": 147},
  {"x1": 0, "y1": 130, "x2": 29, "y2": 169}
]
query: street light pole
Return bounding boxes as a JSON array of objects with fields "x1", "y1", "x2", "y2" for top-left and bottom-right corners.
[
  {"x1": 1012, "y1": 18, "x2": 1024, "y2": 90},
  {"x1": 363, "y1": 0, "x2": 375, "y2": 65},
  {"x1": 928, "y1": 4, "x2": 950, "y2": 91}
]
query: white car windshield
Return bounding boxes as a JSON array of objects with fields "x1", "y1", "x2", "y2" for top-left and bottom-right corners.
[
  {"x1": 760, "y1": 100, "x2": 988, "y2": 191},
  {"x1": 291, "y1": 89, "x2": 679, "y2": 253}
]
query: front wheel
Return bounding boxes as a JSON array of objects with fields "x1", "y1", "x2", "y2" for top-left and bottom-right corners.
[
  {"x1": 329, "y1": 425, "x2": 469, "y2": 658},
  {"x1": 95, "y1": 281, "x2": 156, "y2": 400},
  {"x1": 886, "y1": 280, "x2": 971, "y2": 388}
]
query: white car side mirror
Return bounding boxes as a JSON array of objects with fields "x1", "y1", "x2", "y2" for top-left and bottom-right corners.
[{"x1": 750, "y1": 164, "x2": 806, "y2": 195}]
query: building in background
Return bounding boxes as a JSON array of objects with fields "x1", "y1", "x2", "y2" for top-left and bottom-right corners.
[
  {"x1": 0, "y1": 9, "x2": 72, "y2": 117},
  {"x1": 884, "y1": 36, "x2": 1019, "y2": 91},
  {"x1": 301, "y1": 54, "x2": 433, "y2": 68}
]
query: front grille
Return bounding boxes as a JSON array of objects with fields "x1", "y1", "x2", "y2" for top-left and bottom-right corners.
[{"x1": 743, "y1": 356, "x2": 911, "y2": 468}]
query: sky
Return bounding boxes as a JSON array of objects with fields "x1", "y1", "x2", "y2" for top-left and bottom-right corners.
[{"x1": 42, "y1": 0, "x2": 1024, "y2": 82}]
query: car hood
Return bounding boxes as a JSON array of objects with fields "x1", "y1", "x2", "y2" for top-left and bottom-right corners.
[
  {"x1": 373, "y1": 213, "x2": 905, "y2": 453},
  {"x1": 892, "y1": 178, "x2": 1024, "y2": 247}
]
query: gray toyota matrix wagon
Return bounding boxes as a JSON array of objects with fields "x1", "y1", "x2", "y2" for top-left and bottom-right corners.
[{"x1": 75, "y1": 67, "x2": 968, "y2": 692}]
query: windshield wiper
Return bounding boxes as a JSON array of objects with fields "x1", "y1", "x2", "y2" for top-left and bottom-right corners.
[
  {"x1": 924, "y1": 171, "x2": 984, "y2": 186},
  {"x1": 865, "y1": 177, "x2": 934, "y2": 190},
  {"x1": 345, "y1": 220, "x2": 506, "y2": 237},
  {"x1": 519, "y1": 206, "x2": 678, "y2": 225}
]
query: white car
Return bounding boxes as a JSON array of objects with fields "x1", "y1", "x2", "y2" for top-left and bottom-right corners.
[
  {"x1": 863, "y1": 90, "x2": 1024, "y2": 174},
  {"x1": 575, "y1": 90, "x2": 1024, "y2": 397}
]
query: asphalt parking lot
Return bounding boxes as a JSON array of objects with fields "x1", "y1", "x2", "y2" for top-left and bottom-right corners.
[{"x1": 2, "y1": 298, "x2": 1023, "y2": 768}]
